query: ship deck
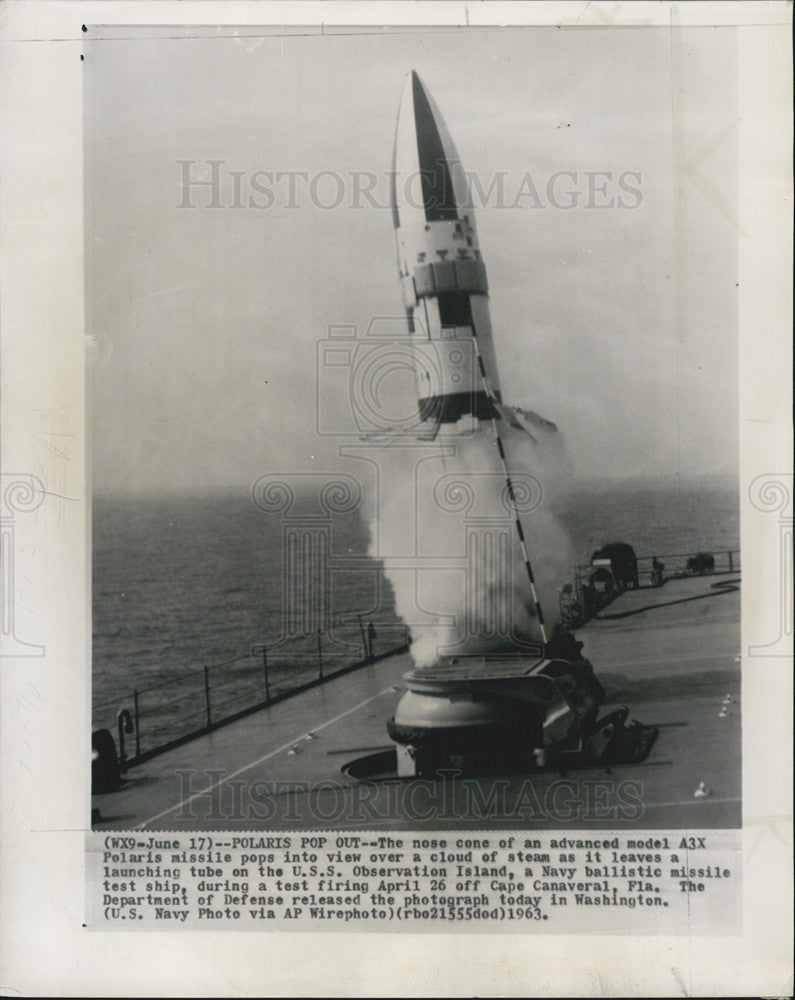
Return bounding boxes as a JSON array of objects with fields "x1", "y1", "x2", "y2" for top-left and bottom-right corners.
[{"x1": 93, "y1": 574, "x2": 742, "y2": 830}]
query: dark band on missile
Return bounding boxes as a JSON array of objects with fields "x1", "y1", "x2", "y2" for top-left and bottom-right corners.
[
  {"x1": 437, "y1": 291, "x2": 473, "y2": 327},
  {"x1": 417, "y1": 391, "x2": 496, "y2": 423},
  {"x1": 412, "y1": 72, "x2": 457, "y2": 221},
  {"x1": 514, "y1": 519, "x2": 526, "y2": 544}
]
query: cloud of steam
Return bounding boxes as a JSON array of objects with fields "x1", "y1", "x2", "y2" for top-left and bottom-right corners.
[{"x1": 368, "y1": 417, "x2": 573, "y2": 668}]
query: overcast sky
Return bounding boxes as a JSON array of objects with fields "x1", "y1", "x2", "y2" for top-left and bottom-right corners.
[{"x1": 86, "y1": 25, "x2": 738, "y2": 496}]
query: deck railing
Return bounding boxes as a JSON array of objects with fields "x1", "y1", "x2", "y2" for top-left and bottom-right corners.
[
  {"x1": 93, "y1": 620, "x2": 410, "y2": 769},
  {"x1": 558, "y1": 548, "x2": 740, "y2": 627},
  {"x1": 95, "y1": 548, "x2": 740, "y2": 770}
]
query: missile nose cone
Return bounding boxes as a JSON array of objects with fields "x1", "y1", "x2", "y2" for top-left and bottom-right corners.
[{"x1": 390, "y1": 70, "x2": 470, "y2": 229}]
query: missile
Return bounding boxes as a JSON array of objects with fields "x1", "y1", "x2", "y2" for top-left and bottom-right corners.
[
  {"x1": 390, "y1": 71, "x2": 509, "y2": 439},
  {"x1": 383, "y1": 74, "x2": 619, "y2": 778}
]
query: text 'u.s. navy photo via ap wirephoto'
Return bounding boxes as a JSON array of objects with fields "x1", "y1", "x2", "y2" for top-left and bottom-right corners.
[{"x1": 1, "y1": 2, "x2": 792, "y2": 997}]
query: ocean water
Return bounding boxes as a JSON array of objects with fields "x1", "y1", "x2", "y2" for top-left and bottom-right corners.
[
  {"x1": 92, "y1": 478, "x2": 739, "y2": 743},
  {"x1": 555, "y1": 479, "x2": 740, "y2": 560}
]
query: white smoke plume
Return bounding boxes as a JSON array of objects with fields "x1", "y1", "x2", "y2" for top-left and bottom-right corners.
[{"x1": 369, "y1": 418, "x2": 573, "y2": 668}]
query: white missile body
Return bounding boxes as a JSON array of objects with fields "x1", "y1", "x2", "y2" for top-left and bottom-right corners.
[
  {"x1": 390, "y1": 71, "x2": 506, "y2": 438},
  {"x1": 390, "y1": 72, "x2": 556, "y2": 443}
]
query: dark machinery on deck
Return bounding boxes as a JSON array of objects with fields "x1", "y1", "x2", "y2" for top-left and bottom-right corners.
[
  {"x1": 591, "y1": 541, "x2": 640, "y2": 590},
  {"x1": 387, "y1": 636, "x2": 657, "y2": 777}
]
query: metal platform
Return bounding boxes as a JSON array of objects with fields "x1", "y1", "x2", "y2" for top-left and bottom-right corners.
[
  {"x1": 406, "y1": 654, "x2": 547, "y2": 683},
  {"x1": 92, "y1": 574, "x2": 742, "y2": 831}
]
